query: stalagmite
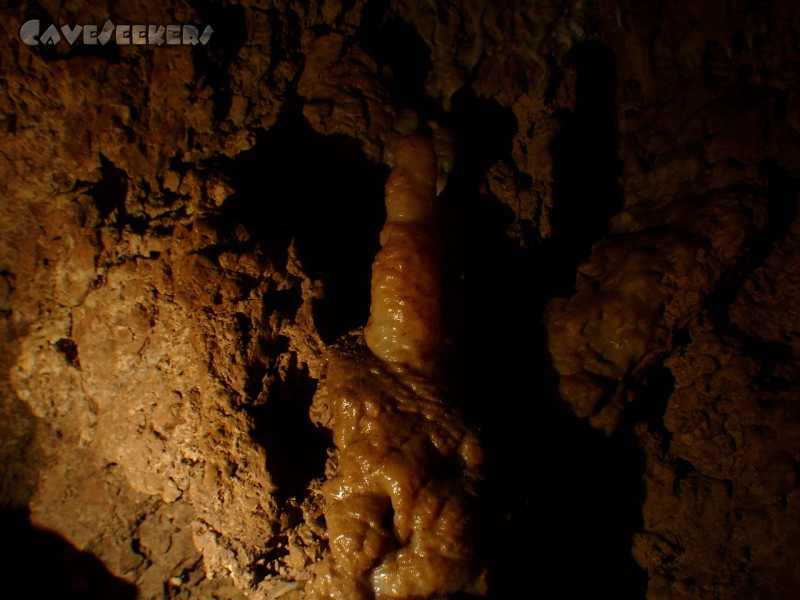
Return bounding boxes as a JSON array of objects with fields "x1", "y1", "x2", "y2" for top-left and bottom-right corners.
[
  {"x1": 363, "y1": 134, "x2": 444, "y2": 371},
  {"x1": 307, "y1": 135, "x2": 483, "y2": 598}
]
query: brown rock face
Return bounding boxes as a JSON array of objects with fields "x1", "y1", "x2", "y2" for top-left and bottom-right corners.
[{"x1": 1, "y1": 1, "x2": 799, "y2": 599}]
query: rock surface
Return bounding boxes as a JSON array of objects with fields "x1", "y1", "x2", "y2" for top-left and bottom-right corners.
[{"x1": 1, "y1": 0, "x2": 798, "y2": 598}]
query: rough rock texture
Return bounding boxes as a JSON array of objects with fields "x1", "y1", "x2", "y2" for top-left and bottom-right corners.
[
  {"x1": 542, "y1": 3, "x2": 800, "y2": 597},
  {"x1": 1, "y1": 0, "x2": 799, "y2": 599}
]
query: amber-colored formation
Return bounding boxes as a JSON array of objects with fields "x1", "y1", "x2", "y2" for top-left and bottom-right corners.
[
  {"x1": 307, "y1": 136, "x2": 483, "y2": 598},
  {"x1": 364, "y1": 135, "x2": 443, "y2": 371},
  {"x1": 308, "y1": 342, "x2": 482, "y2": 598}
]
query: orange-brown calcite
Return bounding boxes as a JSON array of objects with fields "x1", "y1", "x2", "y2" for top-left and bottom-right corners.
[
  {"x1": 306, "y1": 135, "x2": 483, "y2": 598},
  {"x1": 364, "y1": 135, "x2": 443, "y2": 372},
  {"x1": 307, "y1": 340, "x2": 482, "y2": 599}
]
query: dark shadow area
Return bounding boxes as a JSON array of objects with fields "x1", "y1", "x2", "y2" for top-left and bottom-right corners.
[
  {"x1": 628, "y1": 364, "x2": 676, "y2": 434},
  {"x1": 259, "y1": 6, "x2": 304, "y2": 89},
  {"x1": 211, "y1": 105, "x2": 388, "y2": 343},
  {"x1": 78, "y1": 155, "x2": 155, "y2": 234},
  {"x1": 0, "y1": 392, "x2": 41, "y2": 514},
  {"x1": 188, "y1": 0, "x2": 248, "y2": 123},
  {"x1": 0, "y1": 510, "x2": 138, "y2": 599},
  {"x1": 211, "y1": 104, "x2": 388, "y2": 504},
  {"x1": 88, "y1": 155, "x2": 128, "y2": 220},
  {"x1": 246, "y1": 353, "x2": 329, "y2": 506},
  {"x1": 547, "y1": 41, "x2": 624, "y2": 295},
  {"x1": 438, "y1": 85, "x2": 518, "y2": 352},
  {"x1": 441, "y1": 48, "x2": 646, "y2": 598},
  {"x1": 701, "y1": 162, "x2": 798, "y2": 397},
  {"x1": 359, "y1": 13, "x2": 435, "y2": 117},
  {"x1": 705, "y1": 161, "x2": 798, "y2": 342}
]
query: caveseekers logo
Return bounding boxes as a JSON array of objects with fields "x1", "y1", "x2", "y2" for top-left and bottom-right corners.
[{"x1": 19, "y1": 19, "x2": 213, "y2": 47}]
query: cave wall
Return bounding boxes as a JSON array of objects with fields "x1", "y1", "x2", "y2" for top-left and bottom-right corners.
[{"x1": 1, "y1": 0, "x2": 798, "y2": 598}]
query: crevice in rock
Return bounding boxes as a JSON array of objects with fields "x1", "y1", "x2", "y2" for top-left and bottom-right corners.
[
  {"x1": 261, "y1": 6, "x2": 304, "y2": 90},
  {"x1": 251, "y1": 534, "x2": 291, "y2": 582},
  {"x1": 359, "y1": 14, "x2": 434, "y2": 118},
  {"x1": 628, "y1": 364, "x2": 675, "y2": 433},
  {"x1": 188, "y1": 0, "x2": 247, "y2": 124},
  {"x1": 673, "y1": 458, "x2": 697, "y2": 493},
  {"x1": 55, "y1": 338, "x2": 81, "y2": 369},
  {"x1": 548, "y1": 41, "x2": 624, "y2": 295},
  {"x1": 212, "y1": 105, "x2": 388, "y2": 343},
  {"x1": 89, "y1": 154, "x2": 129, "y2": 222},
  {"x1": 246, "y1": 356, "x2": 328, "y2": 507}
]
